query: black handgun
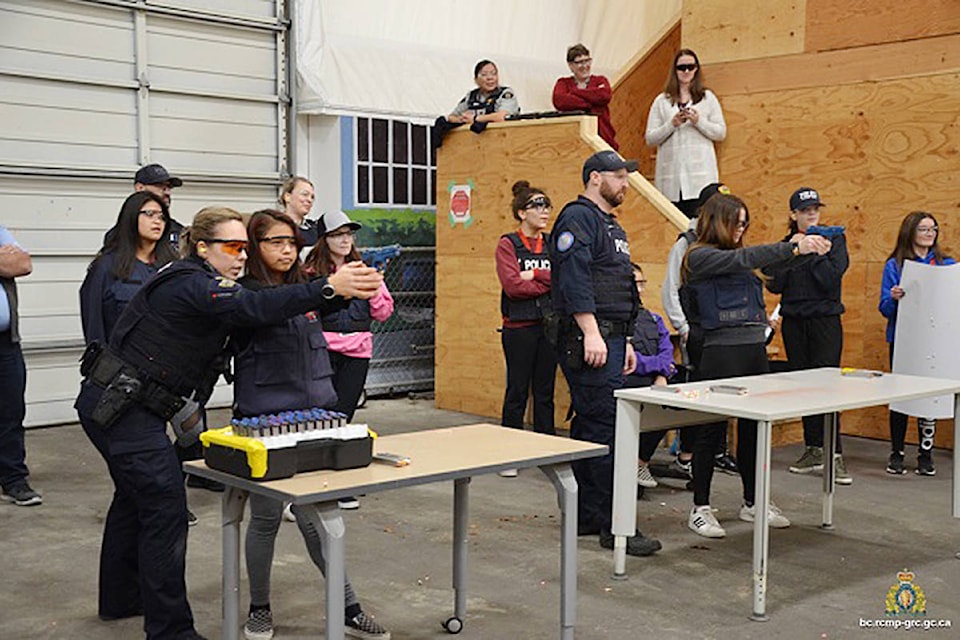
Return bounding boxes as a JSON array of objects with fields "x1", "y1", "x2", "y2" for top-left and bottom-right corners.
[{"x1": 91, "y1": 372, "x2": 142, "y2": 429}]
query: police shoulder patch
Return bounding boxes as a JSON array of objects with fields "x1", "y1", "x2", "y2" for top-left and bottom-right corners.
[
  {"x1": 216, "y1": 277, "x2": 238, "y2": 289},
  {"x1": 501, "y1": 90, "x2": 514, "y2": 100},
  {"x1": 556, "y1": 231, "x2": 575, "y2": 252}
]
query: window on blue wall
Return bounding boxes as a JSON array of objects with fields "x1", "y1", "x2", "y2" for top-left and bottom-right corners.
[{"x1": 355, "y1": 117, "x2": 436, "y2": 207}]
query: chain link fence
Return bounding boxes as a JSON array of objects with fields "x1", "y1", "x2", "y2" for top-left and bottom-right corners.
[{"x1": 366, "y1": 246, "x2": 435, "y2": 397}]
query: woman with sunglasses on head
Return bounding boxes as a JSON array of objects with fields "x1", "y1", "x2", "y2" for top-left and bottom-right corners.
[
  {"x1": 75, "y1": 207, "x2": 382, "y2": 640},
  {"x1": 235, "y1": 210, "x2": 390, "y2": 640},
  {"x1": 879, "y1": 211, "x2": 954, "y2": 476},
  {"x1": 645, "y1": 49, "x2": 726, "y2": 219},
  {"x1": 279, "y1": 175, "x2": 320, "y2": 246},
  {"x1": 79, "y1": 192, "x2": 177, "y2": 347},
  {"x1": 680, "y1": 193, "x2": 830, "y2": 539},
  {"x1": 495, "y1": 181, "x2": 557, "y2": 475}
]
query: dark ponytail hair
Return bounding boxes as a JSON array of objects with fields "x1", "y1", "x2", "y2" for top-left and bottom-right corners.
[{"x1": 510, "y1": 180, "x2": 551, "y2": 221}]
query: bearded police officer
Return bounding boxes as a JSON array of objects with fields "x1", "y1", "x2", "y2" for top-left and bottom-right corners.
[{"x1": 549, "y1": 151, "x2": 661, "y2": 557}]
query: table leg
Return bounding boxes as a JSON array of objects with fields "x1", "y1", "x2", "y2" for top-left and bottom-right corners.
[
  {"x1": 452, "y1": 477, "x2": 470, "y2": 622},
  {"x1": 612, "y1": 398, "x2": 641, "y2": 579},
  {"x1": 751, "y1": 419, "x2": 772, "y2": 622},
  {"x1": 953, "y1": 394, "x2": 960, "y2": 519},
  {"x1": 221, "y1": 486, "x2": 248, "y2": 640},
  {"x1": 542, "y1": 464, "x2": 578, "y2": 640},
  {"x1": 298, "y1": 502, "x2": 346, "y2": 640},
  {"x1": 821, "y1": 412, "x2": 837, "y2": 530}
]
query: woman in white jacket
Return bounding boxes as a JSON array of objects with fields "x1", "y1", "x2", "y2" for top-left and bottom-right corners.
[{"x1": 646, "y1": 49, "x2": 727, "y2": 219}]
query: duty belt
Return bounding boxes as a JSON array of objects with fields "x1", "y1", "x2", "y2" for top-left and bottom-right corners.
[
  {"x1": 597, "y1": 319, "x2": 631, "y2": 337},
  {"x1": 80, "y1": 342, "x2": 186, "y2": 422}
]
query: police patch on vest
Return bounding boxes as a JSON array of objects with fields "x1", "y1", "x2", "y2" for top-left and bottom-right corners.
[
  {"x1": 217, "y1": 277, "x2": 237, "y2": 288},
  {"x1": 557, "y1": 231, "x2": 574, "y2": 252}
]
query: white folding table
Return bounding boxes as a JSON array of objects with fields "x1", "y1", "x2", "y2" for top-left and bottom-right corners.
[{"x1": 611, "y1": 368, "x2": 960, "y2": 620}]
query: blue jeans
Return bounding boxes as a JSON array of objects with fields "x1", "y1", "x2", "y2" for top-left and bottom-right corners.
[{"x1": 0, "y1": 333, "x2": 29, "y2": 489}]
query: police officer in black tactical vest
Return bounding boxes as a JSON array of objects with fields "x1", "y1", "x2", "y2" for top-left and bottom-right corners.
[
  {"x1": 549, "y1": 151, "x2": 661, "y2": 557},
  {"x1": 74, "y1": 207, "x2": 382, "y2": 640}
]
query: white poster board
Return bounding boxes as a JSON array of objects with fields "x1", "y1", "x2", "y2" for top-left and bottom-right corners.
[{"x1": 889, "y1": 261, "x2": 960, "y2": 418}]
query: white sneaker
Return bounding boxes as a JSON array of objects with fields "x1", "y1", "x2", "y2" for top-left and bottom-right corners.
[
  {"x1": 282, "y1": 502, "x2": 296, "y2": 522},
  {"x1": 498, "y1": 468, "x2": 518, "y2": 478},
  {"x1": 688, "y1": 505, "x2": 726, "y2": 538},
  {"x1": 636, "y1": 463, "x2": 658, "y2": 488},
  {"x1": 739, "y1": 501, "x2": 791, "y2": 528}
]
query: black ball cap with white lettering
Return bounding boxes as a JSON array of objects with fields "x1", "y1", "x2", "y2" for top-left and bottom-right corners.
[
  {"x1": 135, "y1": 163, "x2": 183, "y2": 187},
  {"x1": 789, "y1": 187, "x2": 825, "y2": 211},
  {"x1": 582, "y1": 150, "x2": 639, "y2": 184}
]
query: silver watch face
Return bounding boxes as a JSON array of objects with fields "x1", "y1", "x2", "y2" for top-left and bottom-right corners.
[{"x1": 321, "y1": 283, "x2": 336, "y2": 299}]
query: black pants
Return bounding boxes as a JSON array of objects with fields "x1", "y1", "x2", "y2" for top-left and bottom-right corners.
[
  {"x1": 684, "y1": 325, "x2": 726, "y2": 457},
  {"x1": 558, "y1": 336, "x2": 626, "y2": 532},
  {"x1": 77, "y1": 387, "x2": 195, "y2": 639},
  {"x1": 781, "y1": 315, "x2": 843, "y2": 452},
  {"x1": 673, "y1": 198, "x2": 700, "y2": 219},
  {"x1": 329, "y1": 351, "x2": 370, "y2": 422},
  {"x1": 501, "y1": 324, "x2": 557, "y2": 435},
  {"x1": 0, "y1": 333, "x2": 29, "y2": 490},
  {"x1": 691, "y1": 343, "x2": 768, "y2": 507},
  {"x1": 888, "y1": 343, "x2": 936, "y2": 458},
  {"x1": 623, "y1": 373, "x2": 668, "y2": 460}
]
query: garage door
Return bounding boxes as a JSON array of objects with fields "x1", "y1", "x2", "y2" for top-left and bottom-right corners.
[{"x1": 0, "y1": 0, "x2": 290, "y2": 425}]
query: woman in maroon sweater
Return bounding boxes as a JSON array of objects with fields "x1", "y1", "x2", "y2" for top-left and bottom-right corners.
[
  {"x1": 552, "y1": 43, "x2": 618, "y2": 150},
  {"x1": 495, "y1": 181, "x2": 557, "y2": 471}
]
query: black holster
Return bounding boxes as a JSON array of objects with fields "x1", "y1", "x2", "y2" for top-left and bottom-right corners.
[{"x1": 82, "y1": 344, "x2": 186, "y2": 428}]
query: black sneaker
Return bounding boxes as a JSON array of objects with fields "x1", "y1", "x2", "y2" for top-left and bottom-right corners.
[
  {"x1": 187, "y1": 510, "x2": 198, "y2": 527},
  {"x1": 243, "y1": 606, "x2": 274, "y2": 640},
  {"x1": 598, "y1": 529, "x2": 661, "y2": 557},
  {"x1": 915, "y1": 457, "x2": 936, "y2": 476},
  {"x1": 886, "y1": 452, "x2": 906, "y2": 475},
  {"x1": 714, "y1": 452, "x2": 739, "y2": 475},
  {"x1": 345, "y1": 611, "x2": 390, "y2": 639},
  {"x1": 1, "y1": 481, "x2": 42, "y2": 506}
]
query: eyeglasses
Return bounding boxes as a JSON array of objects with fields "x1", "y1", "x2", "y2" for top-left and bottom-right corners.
[
  {"x1": 571, "y1": 57, "x2": 592, "y2": 66},
  {"x1": 327, "y1": 229, "x2": 356, "y2": 239},
  {"x1": 916, "y1": 226, "x2": 939, "y2": 235},
  {"x1": 204, "y1": 239, "x2": 248, "y2": 256},
  {"x1": 675, "y1": 64, "x2": 698, "y2": 72},
  {"x1": 736, "y1": 220, "x2": 750, "y2": 230},
  {"x1": 635, "y1": 279, "x2": 648, "y2": 287},
  {"x1": 139, "y1": 209, "x2": 165, "y2": 220},
  {"x1": 260, "y1": 235, "x2": 298, "y2": 249},
  {"x1": 524, "y1": 197, "x2": 551, "y2": 210}
]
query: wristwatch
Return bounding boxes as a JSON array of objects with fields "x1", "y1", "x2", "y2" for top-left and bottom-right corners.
[
  {"x1": 320, "y1": 282, "x2": 337, "y2": 300},
  {"x1": 790, "y1": 242, "x2": 801, "y2": 257}
]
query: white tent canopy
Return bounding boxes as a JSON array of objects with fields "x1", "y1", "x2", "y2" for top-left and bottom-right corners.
[{"x1": 296, "y1": 0, "x2": 680, "y2": 121}]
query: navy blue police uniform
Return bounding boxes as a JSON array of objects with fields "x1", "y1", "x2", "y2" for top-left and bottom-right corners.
[
  {"x1": 550, "y1": 195, "x2": 637, "y2": 536},
  {"x1": 75, "y1": 255, "x2": 346, "y2": 640}
]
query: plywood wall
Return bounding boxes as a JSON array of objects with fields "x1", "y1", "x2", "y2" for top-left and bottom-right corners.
[
  {"x1": 434, "y1": 117, "x2": 681, "y2": 424},
  {"x1": 677, "y1": 0, "x2": 960, "y2": 449}
]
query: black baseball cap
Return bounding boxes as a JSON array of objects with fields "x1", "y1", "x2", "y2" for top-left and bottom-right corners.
[
  {"x1": 697, "y1": 182, "x2": 731, "y2": 211},
  {"x1": 789, "y1": 187, "x2": 825, "y2": 211},
  {"x1": 135, "y1": 163, "x2": 183, "y2": 187},
  {"x1": 582, "y1": 150, "x2": 639, "y2": 184}
]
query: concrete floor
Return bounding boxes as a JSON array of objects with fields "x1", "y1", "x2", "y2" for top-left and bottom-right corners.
[{"x1": 2, "y1": 396, "x2": 958, "y2": 640}]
